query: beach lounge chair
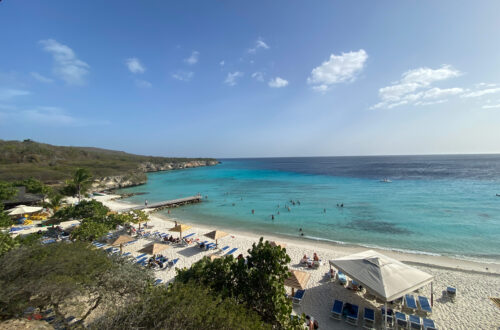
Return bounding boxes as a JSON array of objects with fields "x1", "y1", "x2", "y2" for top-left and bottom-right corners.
[
  {"x1": 363, "y1": 307, "x2": 375, "y2": 329},
  {"x1": 124, "y1": 239, "x2": 137, "y2": 246},
  {"x1": 418, "y1": 295, "x2": 432, "y2": 314},
  {"x1": 226, "y1": 247, "x2": 238, "y2": 255},
  {"x1": 404, "y1": 294, "x2": 418, "y2": 312},
  {"x1": 136, "y1": 257, "x2": 147, "y2": 265},
  {"x1": 184, "y1": 233, "x2": 195, "y2": 238},
  {"x1": 220, "y1": 245, "x2": 229, "y2": 252},
  {"x1": 135, "y1": 253, "x2": 147, "y2": 259},
  {"x1": 122, "y1": 252, "x2": 131, "y2": 257},
  {"x1": 292, "y1": 289, "x2": 305, "y2": 305},
  {"x1": 154, "y1": 279, "x2": 162, "y2": 286},
  {"x1": 381, "y1": 307, "x2": 394, "y2": 328},
  {"x1": 330, "y1": 300, "x2": 343, "y2": 320},
  {"x1": 423, "y1": 318, "x2": 437, "y2": 330},
  {"x1": 345, "y1": 303, "x2": 359, "y2": 326},
  {"x1": 337, "y1": 271, "x2": 347, "y2": 285},
  {"x1": 197, "y1": 240, "x2": 208, "y2": 248},
  {"x1": 168, "y1": 258, "x2": 179, "y2": 268},
  {"x1": 205, "y1": 243, "x2": 216, "y2": 250},
  {"x1": 41, "y1": 239, "x2": 56, "y2": 244},
  {"x1": 409, "y1": 315, "x2": 422, "y2": 329},
  {"x1": 395, "y1": 312, "x2": 408, "y2": 329},
  {"x1": 446, "y1": 287, "x2": 456, "y2": 301}
]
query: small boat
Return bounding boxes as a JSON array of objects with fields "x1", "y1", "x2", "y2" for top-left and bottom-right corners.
[
  {"x1": 496, "y1": 194, "x2": 500, "y2": 197},
  {"x1": 380, "y1": 178, "x2": 392, "y2": 183}
]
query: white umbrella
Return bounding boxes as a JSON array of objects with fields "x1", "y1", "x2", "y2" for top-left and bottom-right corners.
[{"x1": 7, "y1": 205, "x2": 43, "y2": 216}]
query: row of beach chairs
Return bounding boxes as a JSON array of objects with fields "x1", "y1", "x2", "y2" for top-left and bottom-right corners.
[
  {"x1": 382, "y1": 307, "x2": 437, "y2": 330},
  {"x1": 404, "y1": 294, "x2": 432, "y2": 315}
]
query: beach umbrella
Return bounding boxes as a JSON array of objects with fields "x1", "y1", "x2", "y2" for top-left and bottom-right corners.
[
  {"x1": 209, "y1": 254, "x2": 221, "y2": 261},
  {"x1": 329, "y1": 250, "x2": 434, "y2": 329},
  {"x1": 7, "y1": 205, "x2": 42, "y2": 216},
  {"x1": 111, "y1": 235, "x2": 134, "y2": 246},
  {"x1": 169, "y1": 224, "x2": 192, "y2": 239},
  {"x1": 139, "y1": 243, "x2": 169, "y2": 255},
  {"x1": 284, "y1": 270, "x2": 310, "y2": 296},
  {"x1": 269, "y1": 241, "x2": 287, "y2": 249},
  {"x1": 204, "y1": 230, "x2": 228, "y2": 247}
]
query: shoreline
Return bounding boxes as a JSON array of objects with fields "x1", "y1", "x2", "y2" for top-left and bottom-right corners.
[{"x1": 98, "y1": 195, "x2": 500, "y2": 275}]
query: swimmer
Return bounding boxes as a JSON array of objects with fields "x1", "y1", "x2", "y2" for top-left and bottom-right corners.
[
  {"x1": 251, "y1": 209, "x2": 255, "y2": 214},
  {"x1": 277, "y1": 211, "x2": 280, "y2": 215},
  {"x1": 324, "y1": 208, "x2": 326, "y2": 213},
  {"x1": 271, "y1": 215, "x2": 274, "y2": 220},
  {"x1": 340, "y1": 203, "x2": 344, "y2": 207}
]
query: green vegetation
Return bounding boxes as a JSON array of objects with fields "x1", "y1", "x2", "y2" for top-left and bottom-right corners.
[
  {"x1": 0, "y1": 139, "x2": 217, "y2": 182},
  {"x1": 0, "y1": 205, "x2": 13, "y2": 228},
  {"x1": 92, "y1": 282, "x2": 270, "y2": 329},
  {"x1": 177, "y1": 238, "x2": 303, "y2": 329},
  {"x1": 0, "y1": 181, "x2": 16, "y2": 201},
  {"x1": 70, "y1": 221, "x2": 110, "y2": 242},
  {"x1": 53, "y1": 200, "x2": 110, "y2": 221}
]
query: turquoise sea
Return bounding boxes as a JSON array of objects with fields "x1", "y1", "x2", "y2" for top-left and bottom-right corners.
[{"x1": 118, "y1": 156, "x2": 500, "y2": 263}]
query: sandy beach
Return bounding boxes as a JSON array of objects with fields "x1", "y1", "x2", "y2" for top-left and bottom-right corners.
[{"x1": 92, "y1": 195, "x2": 500, "y2": 329}]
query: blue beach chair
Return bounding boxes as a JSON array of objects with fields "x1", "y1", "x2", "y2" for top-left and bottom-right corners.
[
  {"x1": 337, "y1": 271, "x2": 347, "y2": 285},
  {"x1": 404, "y1": 294, "x2": 418, "y2": 312},
  {"x1": 184, "y1": 233, "x2": 195, "y2": 238},
  {"x1": 169, "y1": 258, "x2": 179, "y2": 268},
  {"x1": 136, "y1": 257, "x2": 147, "y2": 264},
  {"x1": 292, "y1": 289, "x2": 305, "y2": 305},
  {"x1": 423, "y1": 318, "x2": 437, "y2": 330},
  {"x1": 409, "y1": 315, "x2": 422, "y2": 329},
  {"x1": 363, "y1": 307, "x2": 375, "y2": 329},
  {"x1": 418, "y1": 295, "x2": 432, "y2": 314},
  {"x1": 135, "y1": 253, "x2": 147, "y2": 259},
  {"x1": 225, "y1": 247, "x2": 238, "y2": 255},
  {"x1": 154, "y1": 279, "x2": 163, "y2": 286},
  {"x1": 330, "y1": 299, "x2": 343, "y2": 320},
  {"x1": 345, "y1": 303, "x2": 359, "y2": 325},
  {"x1": 381, "y1": 307, "x2": 394, "y2": 327},
  {"x1": 205, "y1": 243, "x2": 216, "y2": 250},
  {"x1": 122, "y1": 252, "x2": 131, "y2": 257},
  {"x1": 41, "y1": 239, "x2": 56, "y2": 244},
  {"x1": 220, "y1": 245, "x2": 229, "y2": 252},
  {"x1": 395, "y1": 312, "x2": 408, "y2": 328}
]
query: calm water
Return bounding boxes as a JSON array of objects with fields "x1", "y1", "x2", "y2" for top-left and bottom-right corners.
[{"x1": 118, "y1": 156, "x2": 500, "y2": 262}]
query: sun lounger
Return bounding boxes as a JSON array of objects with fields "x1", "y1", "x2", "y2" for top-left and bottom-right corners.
[
  {"x1": 220, "y1": 246, "x2": 229, "y2": 252},
  {"x1": 395, "y1": 312, "x2": 408, "y2": 328},
  {"x1": 197, "y1": 240, "x2": 208, "y2": 247},
  {"x1": 122, "y1": 252, "x2": 131, "y2": 257},
  {"x1": 423, "y1": 318, "x2": 437, "y2": 330},
  {"x1": 418, "y1": 295, "x2": 432, "y2": 314},
  {"x1": 363, "y1": 307, "x2": 375, "y2": 329},
  {"x1": 168, "y1": 258, "x2": 179, "y2": 268},
  {"x1": 135, "y1": 253, "x2": 147, "y2": 259},
  {"x1": 226, "y1": 247, "x2": 238, "y2": 255},
  {"x1": 184, "y1": 233, "x2": 195, "y2": 238},
  {"x1": 381, "y1": 307, "x2": 394, "y2": 327},
  {"x1": 337, "y1": 271, "x2": 347, "y2": 285},
  {"x1": 404, "y1": 294, "x2": 418, "y2": 311},
  {"x1": 345, "y1": 303, "x2": 359, "y2": 325},
  {"x1": 154, "y1": 279, "x2": 162, "y2": 286},
  {"x1": 205, "y1": 243, "x2": 216, "y2": 250},
  {"x1": 330, "y1": 299, "x2": 343, "y2": 320},
  {"x1": 292, "y1": 289, "x2": 305, "y2": 305},
  {"x1": 124, "y1": 240, "x2": 137, "y2": 246},
  {"x1": 136, "y1": 257, "x2": 147, "y2": 264},
  {"x1": 409, "y1": 315, "x2": 422, "y2": 329},
  {"x1": 41, "y1": 239, "x2": 56, "y2": 244},
  {"x1": 446, "y1": 287, "x2": 456, "y2": 300}
]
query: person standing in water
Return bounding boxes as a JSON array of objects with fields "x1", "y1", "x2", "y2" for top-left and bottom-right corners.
[{"x1": 145, "y1": 200, "x2": 148, "y2": 207}]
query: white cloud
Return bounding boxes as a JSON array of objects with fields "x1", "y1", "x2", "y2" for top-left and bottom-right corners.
[
  {"x1": 31, "y1": 72, "x2": 53, "y2": 83},
  {"x1": 268, "y1": 77, "x2": 289, "y2": 88},
  {"x1": 307, "y1": 49, "x2": 368, "y2": 91},
  {"x1": 171, "y1": 71, "x2": 194, "y2": 82},
  {"x1": 371, "y1": 65, "x2": 462, "y2": 109},
  {"x1": 224, "y1": 71, "x2": 243, "y2": 86},
  {"x1": 482, "y1": 103, "x2": 500, "y2": 109},
  {"x1": 251, "y1": 72, "x2": 264, "y2": 82},
  {"x1": 0, "y1": 88, "x2": 30, "y2": 101},
  {"x1": 184, "y1": 51, "x2": 199, "y2": 65},
  {"x1": 39, "y1": 39, "x2": 89, "y2": 85},
  {"x1": 220, "y1": 60, "x2": 225, "y2": 67},
  {"x1": 23, "y1": 106, "x2": 76, "y2": 125},
  {"x1": 135, "y1": 79, "x2": 152, "y2": 88},
  {"x1": 126, "y1": 58, "x2": 146, "y2": 74},
  {"x1": 461, "y1": 87, "x2": 500, "y2": 98},
  {"x1": 248, "y1": 37, "x2": 270, "y2": 53}
]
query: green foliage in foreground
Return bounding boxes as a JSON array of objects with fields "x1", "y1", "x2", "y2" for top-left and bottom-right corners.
[
  {"x1": 0, "y1": 241, "x2": 152, "y2": 324},
  {"x1": 71, "y1": 220, "x2": 110, "y2": 242},
  {"x1": 54, "y1": 200, "x2": 110, "y2": 221},
  {"x1": 91, "y1": 282, "x2": 270, "y2": 330},
  {"x1": 0, "y1": 232, "x2": 18, "y2": 257},
  {"x1": 176, "y1": 238, "x2": 303, "y2": 329},
  {"x1": 14, "y1": 177, "x2": 52, "y2": 198},
  {"x1": 0, "y1": 205, "x2": 13, "y2": 228},
  {"x1": 0, "y1": 181, "x2": 16, "y2": 201}
]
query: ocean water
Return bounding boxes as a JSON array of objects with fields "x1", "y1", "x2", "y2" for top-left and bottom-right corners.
[{"x1": 118, "y1": 156, "x2": 500, "y2": 262}]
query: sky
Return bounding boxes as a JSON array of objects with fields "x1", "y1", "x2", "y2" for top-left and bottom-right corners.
[{"x1": 1, "y1": 1, "x2": 500, "y2": 158}]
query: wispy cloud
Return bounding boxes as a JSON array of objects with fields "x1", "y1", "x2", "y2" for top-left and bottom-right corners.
[
  {"x1": 0, "y1": 105, "x2": 108, "y2": 126},
  {"x1": 307, "y1": 49, "x2": 368, "y2": 92},
  {"x1": 371, "y1": 65, "x2": 462, "y2": 109},
  {"x1": 184, "y1": 51, "x2": 199, "y2": 65},
  {"x1": 219, "y1": 60, "x2": 225, "y2": 67},
  {"x1": 268, "y1": 77, "x2": 289, "y2": 88},
  {"x1": 248, "y1": 37, "x2": 270, "y2": 53},
  {"x1": 39, "y1": 39, "x2": 89, "y2": 85},
  {"x1": 482, "y1": 103, "x2": 500, "y2": 109},
  {"x1": 461, "y1": 86, "x2": 500, "y2": 98},
  {"x1": 31, "y1": 72, "x2": 53, "y2": 83},
  {"x1": 126, "y1": 58, "x2": 146, "y2": 74},
  {"x1": 251, "y1": 72, "x2": 264, "y2": 82},
  {"x1": 172, "y1": 71, "x2": 194, "y2": 82},
  {"x1": 135, "y1": 79, "x2": 152, "y2": 88},
  {"x1": 0, "y1": 88, "x2": 30, "y2": 101},
  {"x1": 224, "y1": 71, "x2": 243, "y2": 86}
]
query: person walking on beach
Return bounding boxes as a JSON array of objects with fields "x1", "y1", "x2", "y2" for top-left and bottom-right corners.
[{"x1": 145, "y1": 200, "x2": 148, "y2": 207}]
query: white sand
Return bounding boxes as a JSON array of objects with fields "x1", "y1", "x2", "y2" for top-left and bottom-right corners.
[{"x1": 69, "y1": 195, "x2": 500, "y2": 329}]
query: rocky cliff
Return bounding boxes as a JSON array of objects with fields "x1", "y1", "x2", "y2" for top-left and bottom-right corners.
[{"x1": 91, "y1": 160, "x2": 219, "y2": 191}]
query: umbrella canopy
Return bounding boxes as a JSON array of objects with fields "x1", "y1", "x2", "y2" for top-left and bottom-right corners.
[
  {"x1": 204, "y1": 230, "x2": 228, "y2": 246},
  {"x1": 209, "y1": 254, "x2": 221, "y2": 261},
  {"x1": 269, "y1": 241, "x2": 287, "y2": 249},
  {"x1": 329, "y1": 250, "x2": 434, "y2": 302},
  {"x1": 169, "y1": 224, "x2": 192, "y2": 239},
  {"x1": 139, "y1": 243, "x2": 169, "y2": 255},
  {"x1": 7, "y1": 205, "x2": 43, "y2": 215},
  {"x1": 284, "y1": 270, "x2": 311, "y2": 290},
  {"x1": 111, "y1": 235, "x2": 134, "y2": 246}
]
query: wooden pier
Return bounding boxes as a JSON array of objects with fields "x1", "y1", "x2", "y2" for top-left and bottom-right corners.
[{"x1": 122, "y1": 195, "x2": 202, "y2": 212}]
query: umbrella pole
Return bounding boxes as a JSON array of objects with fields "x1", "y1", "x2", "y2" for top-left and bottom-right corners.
[
  {"x1": 431, "y1": 282, "x2": 434, "y2": 307},
  {"x1": 384, "y1": 302, "x2": 387, "y2": 329}
]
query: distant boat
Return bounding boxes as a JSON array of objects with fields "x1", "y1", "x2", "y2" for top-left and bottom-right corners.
[
  {"x1": 380, "y1": 178, "x2": 392, "y2": 183},
  {"x1": 496, "y1": 194, "x2": 500, "y2": 197}
]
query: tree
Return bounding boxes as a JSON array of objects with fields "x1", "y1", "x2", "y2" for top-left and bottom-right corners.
[
  {"x1": 0, "y1": 232, "x2": 18, "y2": 257},
  {"x1": 176, "y1": 238, "x2": 303, "y2": 329},
  {"x1": 45, "y1": 194, "x2": 63, "y2": 213},
  {"x1": 69, "y1": 168, "x2": 93, "y2": 201},
  {"x1": 90, "y1": 282, "x2": 270, "y2": 330},
  {"x1": 53, "y1": 200, "x2": 109, "y2": 221},
  {"x1": 128, "y1": 210, "x2": 149, "y2": 230},
  {"x1": 14, "y1": 178, "x2": 52, "y2": 202},
  {"x1": 71, "y1": 220, "x2": 110, "y2": 242},
  {"x1": 0, "y1": 242, "x2": 152, "y2": 324},
  {"x1": 0, "y1": 205, "x2": 13, "y2": 228},
  {"x1": 0, "y1": 181, "x2": 16, "y2": 201}
]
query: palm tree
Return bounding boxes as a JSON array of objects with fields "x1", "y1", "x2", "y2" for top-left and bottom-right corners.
[
  {"x1": 47, "y1": 194, "x2": 63, "y2": 212},
  {"x1": 73, "y1": 168, "x2": 92, "y2": 202}
]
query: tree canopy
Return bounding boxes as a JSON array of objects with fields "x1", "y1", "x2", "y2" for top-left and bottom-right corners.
[{"x1": 0, "y1": 181, "x2": 16, "y2": 201}]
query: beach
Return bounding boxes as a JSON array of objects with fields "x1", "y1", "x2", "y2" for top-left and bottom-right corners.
[{"x1": 98, "y1": 195, "x2": 500, "y2": 330}]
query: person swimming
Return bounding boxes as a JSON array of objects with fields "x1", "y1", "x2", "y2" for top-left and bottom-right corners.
[{"x1": 271, "y1": 214, "x2": 274, "y2": 220}]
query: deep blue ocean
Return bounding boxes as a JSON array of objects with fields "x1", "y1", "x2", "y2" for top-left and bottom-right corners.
[{"x1": 118, "y1": 155, "x2": 500, "y2": 263}]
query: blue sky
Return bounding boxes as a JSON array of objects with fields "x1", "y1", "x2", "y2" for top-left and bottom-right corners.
[{"x1": 1, "y1": 1, "x2": 500, "y2": 158}]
